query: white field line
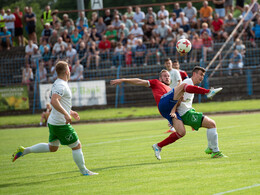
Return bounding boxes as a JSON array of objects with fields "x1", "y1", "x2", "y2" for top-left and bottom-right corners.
[{"x1": 213, "y1": 183, "x2": 260, "y2": 195}]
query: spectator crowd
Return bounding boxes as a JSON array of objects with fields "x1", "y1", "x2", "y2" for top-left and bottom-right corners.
[{"x1": 0, "y1": 0, "x2": 260, "y2": 83}]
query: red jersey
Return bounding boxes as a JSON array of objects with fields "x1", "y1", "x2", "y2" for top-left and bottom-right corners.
[
  {"x1": 149, "y1": 79, "x2": 171, "y2": 105},
  {"x1": 179, "y1": 70, "x2": 188, "y2": 81},
  {"x1": 13, "y1": 12, "x2": 23, "y2": 28}
]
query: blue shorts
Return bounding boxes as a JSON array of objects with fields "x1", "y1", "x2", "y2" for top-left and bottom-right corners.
[{"x1": 158, "y1": 88, "x2": 182, "y2": 126}]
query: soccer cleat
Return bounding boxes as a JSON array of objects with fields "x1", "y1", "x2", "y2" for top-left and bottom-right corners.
[
  {"x1": 206, "y1": 87, "x2": 223, "y2": 99},
  {"x1": 152, "y1": 144, "x2": 161, "y2": 160},
  {"x1": 205, "y1": 147, "x2": 213, "y2": 154},
  {"x1": 83, "y1": 170, "x2": 99, "y2": 176},
  {"x1": 12, "y1": 146, "x2": 25, "y2": 162},
  {"x1": 211, "y1": 151, "x2": 227, "y2": 158}
]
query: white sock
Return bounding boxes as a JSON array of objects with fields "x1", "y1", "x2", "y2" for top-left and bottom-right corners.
[
  {"x1": 23, "y1": 143, "x2": 50, "y2": 155},
  {"x1": 207, "y1": 128, "x2": 219, "y2": 152},
  {"x1": 72, "y1": 148, "x2": 89, "y2": 174}
]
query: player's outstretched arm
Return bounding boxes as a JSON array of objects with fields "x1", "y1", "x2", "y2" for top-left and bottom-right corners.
[{"x1": 110, "y1": 78, "x2": 149, "y2": 87}]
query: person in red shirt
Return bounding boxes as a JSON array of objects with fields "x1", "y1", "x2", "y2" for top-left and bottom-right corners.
[
  {"x1": 98, "y1": 35, "x2": 111, "y2": 61},
  {"x1": 110, "y1": 70, "x2": 222, "y2": 160},
  {"x1": 211, "y1": 13, "x2": 224, "y2": 40},
  {"x1": 13, "y1": 6, "x2": 24, "y2": 46},
  {"x1": 202, "y1": 31, "x2": 214, "y2": 61}
]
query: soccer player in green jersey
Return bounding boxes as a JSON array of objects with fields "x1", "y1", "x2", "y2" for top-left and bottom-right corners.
[{"x1": 12, "y1": 61, "x2": 98, "y2": 176}]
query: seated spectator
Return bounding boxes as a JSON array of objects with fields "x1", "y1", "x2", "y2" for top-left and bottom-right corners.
[
  {"x1": 183, "y1": 2, "x2": 197, "y2": 28},
  {"x1": 213, "y1": 0, "x2": 225, "y2": 19},
  {"x1": 54, "y1": 21, "x2": 64, "y2": 37},
  {"x1": 125, "y1": 6, "x2": 135, "y2": 21},
  {"x1": 105, "y1": 25, "x2": 117, "y2": 45},
  {"x1": 103, "y1": 9, "x2": 113, "y2": 26},
  {"x1": 70, "y1": 60, "x2": 84, "y2": 81},
  {"x1": 71, "y1": 28, "x2": 82, "y2": 49},
  {"x1": 143, "y1": 15, "x2": 156, "y2": 41},
  {"x1": 176, "y1": 28, "x2": 188, "y2": 41},
  {"x1": 176, "y1": 12, "x2": 190, "y2": 33},
  {"x1": 61, "y1": 13, "x2": 74, "y2": 27},
  {"x1": 66, "y1": 43, "x2": 77, "y2": 65},
  {"x1": 112, "y1": 14, "x2": 122, "y2": 31},
  {"x1": 202, "y1": 31, "x2": 214, "y2": 62},
  {"x1": 31, "y1": 47, "x2": 42, "y2": 68},
  {"x1": 98, "y1": 35, "x2": 111, "y2": 61},
  {"x1": 112, "y1": 42, "x2": 125, "y2": 67},
  {"x1": 48, "y1": 30, "x2": 58, "y2": 48},
  {"x1": 89, "y1": 26, "x2": 102, "y2": 44},
  {"x1": 130, "y1": 22, "x2": 144, "y2": 40},
  {"x1": 77, "y1": 41, "x2": 87, "y2": 65},
  {"x1": 198, "y1": 1, "x2": 213, "y2": 29},
  {"x1": 118, "y1": 23, "x2": 129, "y2": 45},
  {"x1": 251, "y1": 18, "x2": 260, "y2": 47},
  {"x1": 228, "y1": 49, "x2": 243, "y2": 76},
  {"x1": 95, "y1": 17, "x2": 107, "y2": 35},
  {"x1": 52, "y1": 37, "x2": 68, "y2": 56},
  {"x1": 156, "y1": 13, "x2": 169, "y2": 25},
  {"x1": 4, "y1": 8, "x2": 15, "y2": 42},
  {"x1": 211, "y1": 13, "x2": 224, "y2": 40},
  {"x1": 125, "y1": 46, "x2": 133, "y2": 67},
  {"x1": 242, "y1": 4, "x2": 254, "y2": 29},
  {"x1": 64, "y1": 20, "x2": 75, "y2": 36},
  {"x1": 36, "y1": 61, "x2": 47, "y2": 83},
  {"x1": 76, "y1": 11, "x2": 88, "y2": 27},
  {"x1": 144, "y1": 37, "x2": 160, "y2": 65},
  {"x1": 235, "y1": 38, "x2": 246, "y2": 56},
  {"x1": 113, "y1": 9, "x2": 122, "y2": 20},
  {"x1": 82, "y1": 28, "x2": 90, "y2": 45},
  {"x1": 172, "y1": 3, "x2": 183, "y2": 18},
  {"x1": 25, "y1": 39, "x2": 38, "y2": 63},
  {"x1": 169, "y1": 13, "x2": 177, "y2": 29},
  {"x1": 87, "y1": 41, "x2": 100, "y2": 69},
  {"x1": 172, "y1": 60, "x2": 189, "y2": 81},
  {"x1": 61, "y1": 29, "x2": 71, "y2": 44},
  {"x1": 13, "y1": 6, "x2": 24, "y2": 46},
  {"x1": 39, "y1": 39, "x2": 50, "y2": 55},
  {"x1": 77, "y1": 19, "x2": 88, "y2": 36},
  {"x1": 40, "y1": 103, "x2": 52, "y2": 126},
  {"x1": 250, "y1": 0, "x2": 259, "y2": 14},
  {"x1": 51, "y1": 10, "x2": 62, "y2": 27},
  {"x1": 127, "y1": 33, "x2": 138, "y2": 49},
  {"x1": 121, "y1": 15, "x2": 133, "y2": 31},
  {"x1": 200, "y1": 22, "x2": 212, "y2": 37},
  {"x1": 145, "y1": 7, "x2": 157, "y2": 22},
  {"x1": 154, "y1": 21, "x2": 170, "y2": 46},
  {"x1": 40, "y1": 23, "x2": 53, "y2": 43},
  {"x1": 158, "y1": 5, "x2": 169, "y2": 23},
  {"x1": 42, "y1": 46, "x2": 52, "y2": 71},
  {"x1": 56, "y1": 44, "x2": 67, "y2": 60},
  {"x1": 223, "y1": 13, "x2": 237, "y2": 39},
  {"x1": 0, "y1": 27, "x2": 12, "y2": 51},
  {"x1": 133, "y1": 39, "x2": 146, "y2": 66},
  {"x1": 22, "y1": 63, "x2": 34, "y2": 89},
  {"x1": 133, "y1": 6, "x2": 145, "y2": 26},
  {"x1": 190, "y1": 33, "x2": 203, "y2": 62},
  {"x1": 90, "y1": 12, "x2": 98, "y2": 27},
  {"x1": 160, "y1": 28, "x2": 177, "y2": 57},
  {"x1": 48, "y1": 62, "x2": 57, "y2": 82}
]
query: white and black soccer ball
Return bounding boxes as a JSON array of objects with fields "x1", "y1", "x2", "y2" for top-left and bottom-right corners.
[{"x1": 176, "y1": 39, "x2": 192, "y2": 54}]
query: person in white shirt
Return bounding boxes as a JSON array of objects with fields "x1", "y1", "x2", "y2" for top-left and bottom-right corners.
[
  {"x1": 52, "y1": 37, "x2": 68, "y2": 56},
  {"x1": 25, "y1": 40, "x2": 38, "y2": 63},
  {"x1": 183, "y1": 1, "x2": 198, "y2": 28},
  {"x1": 4, "y1": 9, "x2": 15, "y2": 38},
  {"x1": 70, "y1": 60, "x2": 84, "y2": 81},
  {"x1": 66, "y1": 43, "x2": 77, "y2": 65},
  {"x1": 133, "y1": 6, "x2": 145, "y2": 26},
  {"x1": 129, "y1": 22, "x2": 144, "y2": 40},
  {"x1": 177, "y1": 66, "x2": 225, "y2": 158},
  {"x1": 157, "y1": 5, "x2": 169, "y2": 24},
  {"x1": 176, "y1": 12, "x2": 190, "y2": 32},
  {"x1": 12, "y1": 61, "x2": 98, "y2": 175}
]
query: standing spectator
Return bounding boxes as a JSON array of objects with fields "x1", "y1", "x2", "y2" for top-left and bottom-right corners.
[
  {"x1": 176, "y1": 12, "x2": 190, "y2": 33},
  {"x1": 70, "y1": 60, "x2": 84, "y2": 81},
  {"x1": 25, "y1": 7, "x2": 37, "y2": 43},
  {"x1": 235, "y1": 0, "x2": 245, "y2": 12},
  {"x1": 98, "y1": 35, "x2": 111, "y2": 61},
  {"x1": 121, "y1": 15, "x2": 133, "y2": 31},
  {"x1": 71, "y1": 28, "x2": 82, "y2": 49},
  {"x1": 87, "y1": 41, "x2": 100, "y2": 69},
  {"x1": 145, "y1": 7, "x2": 157, "y2": 22},
  {"x1": 158, "y1": 5, "x2": 169, "y2": 23},
  {"x1": 112, "y1": 15, "x2": 122, "y2": 31},
  {"x1": 143, "y1": 15, "x2": 156, "y2": 41},
  {"x1": 211, "y1": 13, "x2": 224, "y2": 40},
  {"x1": 95, "y1": 17, "x2": 106, "y2": 35},
  {"x1": 89, "y1": 12, "x2": 98, "y2": 27},
  {"x1": 13, "y1": 6, "x2": 24, "y2": 46},
  {"x1": 40, "y1": 23, "x2": 53, "y2": 43},
  {"x1": 61, "y1": 29, "x2": 71, "y2": 44},
  {"x1": 228, "y1": 50, "x2": 243, "y2": 76},
  {"x1": 118, "y1": 23, "x2": 129, "y2": 45},
  {"x1": 64, "y1": 20, "x2": 75, "y2": 36},
  {"x1": 198, "y1": 1, "x2": 213, "y2": 29},
  {"x1": 144, "y1": 37, "x2": 160, "y2": 65},
  {"x1": 124, "y1": 6, "x2": 135, "y2": 21},
  {"x1": 129, "y1": 23, "x2": 144, "y2": 40},
  {"x1": 133, "y1": 7, "x2": 145, "y2": 26},
  {"x1": 225, "y1": 0, "x2": 233, "y2": 16},
  {"x1": 223, "y1": 13, "x2": 237, "y2": 39},
  {"x1": 66, "y1": 43, "x2": 77, "y2": 65},
  {"x1": 213, "y1": 0, "x2": 225, "y2": 19},
  {"x1": 76, "y1": 11, "x2": 88, "y2": 27},
  {"x1": 40, "y1": 5, "x2": 52, "y2": 27},
  {"x1": 89, "y1": 26, "x2": 102, "y2": 44},
  {"x1": 52, "y1": 37, "x2": 68, "y2": 56},
  {"x1": 202, "y1": 31, "x2": 214, "y2": 62},
  {"x1": 103, "y1": 9, "x2": 113, "y2": 26},
  {"x1": 190, "y1": 33, "x2": 203, "y2": 62},
  {"x1": 172, "y1": 3, "x2": 183, "y2": 18},
  {"x1": 0, "y1": 26, "x2": 12, "y2": 51},
  {"x1": 0, "y1": 8, "x2": 6, "y2": 32},
  {"x1": 112, "y1": 42, "x2": 125, "y2": 67},
  {"x1": 22, "y1": 63, "x2": 33, "y2": 88},
  {"x1": 48, "y1": 30, "x2": 58, "y2": 48},
  {"x1": 183, "y1": 2, "x2": 198, "y2": 29},
  {"x1": 25, "y1": 40, "x2": 38, "y2": 63},
  {"x1": 36, "y1": 61, "x2": 48, "y2": 83},
  {"x1": 4, "y1": 9, "x2": 15, "y2": 42},
  {"x1": 133, "y1": 39, "x2": 146, "y2": 66}
]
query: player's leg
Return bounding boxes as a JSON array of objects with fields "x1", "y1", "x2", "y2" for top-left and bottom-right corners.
[{"x1": 69, "y1": 140, "x2": 98, "y2": 176}]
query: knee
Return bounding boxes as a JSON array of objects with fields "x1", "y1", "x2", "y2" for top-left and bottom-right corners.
[
  {"x1": 49, "y1": 145, "x2": 59, "y2": 152},
  {"x1": 209, "y1": 120, "x2": 216, "y2": 129},
  {"x1": 72, "y1": 142, "x2": 82, "y2": 150}
]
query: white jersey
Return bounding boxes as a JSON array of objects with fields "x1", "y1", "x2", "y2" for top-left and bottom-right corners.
[
  {"x1": 177, "y1": 78, "x2": 194, "y2": 116},
  {"x1": 169, "y1": 69, "x2": 181, "y2": 89},
  {"x1": 48, "y1": 78, "x2": 72, "y2": 125}
]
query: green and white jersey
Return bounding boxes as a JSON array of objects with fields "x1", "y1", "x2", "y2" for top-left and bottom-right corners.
[
  {"x1": 169, "y1": 69, "x2": 182, "y2": 89},
  {"x1": 177, "y1": 78, "x2": 194, "y2": 116},
  {"x1": 48, "y1": 78, "x2": 72, "y2": 125}
]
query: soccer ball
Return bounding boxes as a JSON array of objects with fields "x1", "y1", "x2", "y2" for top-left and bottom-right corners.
[{"x1": 176, "y1": 39, "x2": 192, "y2": 54}]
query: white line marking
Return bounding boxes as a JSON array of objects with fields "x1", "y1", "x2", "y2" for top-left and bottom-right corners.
[{"x1": 213, "y1": 184, "x2": 260, "y2": 195}]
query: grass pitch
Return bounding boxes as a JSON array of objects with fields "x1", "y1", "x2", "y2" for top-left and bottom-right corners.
[{"x1": 1, "y1": 113, "x2": 260, "y2": 195}]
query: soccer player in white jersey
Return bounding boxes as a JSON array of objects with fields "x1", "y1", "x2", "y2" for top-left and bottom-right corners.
[
  {"x1": 177, "y1": 66, "x2": 226, "y2": 158},
  {"x1": 164, "y1": 58, "x2": 182, "y2": 133},
  {"x1": 12, "y1": 61, "x2": 98, "y2": 175}
]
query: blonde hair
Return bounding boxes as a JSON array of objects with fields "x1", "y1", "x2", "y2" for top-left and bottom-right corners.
[{"x1": 55, "y1": 61, "x2": 68, "y2": 76}]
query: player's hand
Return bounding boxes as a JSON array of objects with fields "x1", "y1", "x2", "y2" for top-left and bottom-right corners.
[
  {"x1": 110, "y1": 79, "x2": 122, "y2": 86},
  {"x1": 71, "y1": 110, "x2": 80, "y2": 121},
  {"x1": 64, "y1": 114, "x2": 72, "y2": 124},
  {"x1": 170, "y1": 112, "x2": 177, "y2": 119}
]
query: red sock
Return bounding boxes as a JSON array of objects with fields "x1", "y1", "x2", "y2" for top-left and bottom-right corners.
[
  {"x1": 184, "y1": 84, "x2": 210, "y2": 94},
  {"x1": 157, "y1": 132, "x2": 183, "y2": 148}
]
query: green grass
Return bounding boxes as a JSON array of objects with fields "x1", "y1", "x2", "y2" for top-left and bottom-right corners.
[
  {"x1": 1, "y1": 113, "x2": 260, "y2": 194},
  {"x1": 1, "y1": 99, "x2": 260, "y2": 127}
]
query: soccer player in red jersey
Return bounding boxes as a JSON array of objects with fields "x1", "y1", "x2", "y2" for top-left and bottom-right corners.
[{"x1": 110, "y1": 70, "x2": 222, "y2": 160}]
